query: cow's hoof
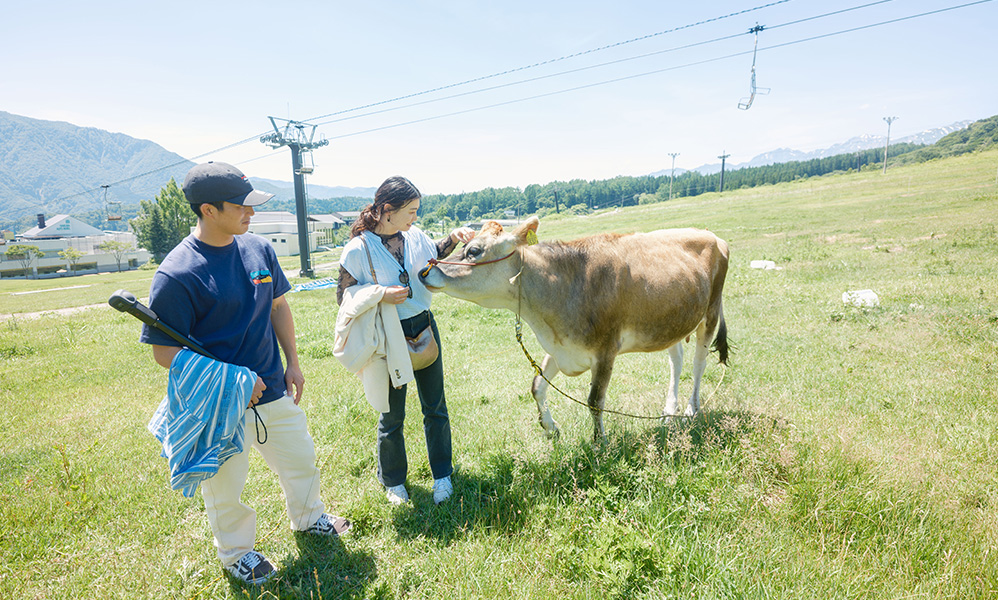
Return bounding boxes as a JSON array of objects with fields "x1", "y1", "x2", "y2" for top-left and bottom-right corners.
[
  {"x1": 684, "y1": 405, "x2": 698, "y2": 417},
  {"x1": 661, "y1": 413, "x2": 686, "y2": 430},
  {"x1": 541, "y1": 423, "x2": 561, "y2": 441}
]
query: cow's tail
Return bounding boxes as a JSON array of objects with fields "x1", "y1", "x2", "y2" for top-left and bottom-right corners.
[
  {"x1": 711, "y1": 309, "x2": 729, "y2": 365},
  {"x1": 709, "y1": 236, "x2": 730, "y2": 366}
]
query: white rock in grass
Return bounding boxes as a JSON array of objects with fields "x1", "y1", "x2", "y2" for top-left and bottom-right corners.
[
  {"x1": 750, "y1": 260, "x2": 778, "y2": 270},
  {"x1": 842, "y1": 289, "x2": 880, "y2": 307}
]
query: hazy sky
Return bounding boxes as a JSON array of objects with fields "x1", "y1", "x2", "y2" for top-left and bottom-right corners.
[{"x1": 3, "y1": 0, "x2": 995, "y2": 196}]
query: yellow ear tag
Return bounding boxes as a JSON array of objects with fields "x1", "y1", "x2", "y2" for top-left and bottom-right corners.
[{"x1": 525, "y1": 230, "x2": 538, "y2": 245}]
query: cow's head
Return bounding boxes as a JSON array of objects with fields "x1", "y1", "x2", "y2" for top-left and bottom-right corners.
[{"x1": 420, "y1": 216, "x2": 539, "y2": 309}]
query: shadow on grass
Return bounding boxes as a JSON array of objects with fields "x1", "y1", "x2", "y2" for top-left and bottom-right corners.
[
  {"x1": 221, "y1": 410, "x2": 793, "y2": 597},
  {"x1": 383, "y1": 408, "x2": 792, "y2": 543},
  {"x1": 226, "y1": 533, "x2": 377, "y2": 599}
]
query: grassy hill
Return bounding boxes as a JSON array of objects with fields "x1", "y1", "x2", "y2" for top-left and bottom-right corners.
[{"x1": 1, "y1": 149, "x2": 996, "y2": 598}]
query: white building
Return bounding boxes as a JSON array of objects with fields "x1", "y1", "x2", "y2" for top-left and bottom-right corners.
[
  {"x1": 332, "y1": 211, "x2": 360, "y2": 227},
  {"x1": 249, "y1": 211, "x2": 345, "y2": 257},
  {"x1": 0, "y1": 214, "x2": 151, "y2": 279}
]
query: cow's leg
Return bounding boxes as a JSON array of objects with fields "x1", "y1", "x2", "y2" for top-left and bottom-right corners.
[
  {"x1": 531, "y1": 354, "x2": 561, "y2": 439},
  {"x1": 588, "y1": 355, "x2": 615, "y2": 442},
  {"x1": 686, "y1": 323, "x2": 711, "y2": 416},
  {"x1": 662, "y1": 343, "x2": 683, "y2": 418}
]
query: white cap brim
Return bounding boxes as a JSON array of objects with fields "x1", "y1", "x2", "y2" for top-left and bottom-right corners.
[{"x1": 240, "y1": 189, "x2": 275, "y2": 207}]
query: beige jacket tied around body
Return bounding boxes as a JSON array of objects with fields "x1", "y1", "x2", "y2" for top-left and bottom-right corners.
[{"x1": 333, "y1": 284, "x2": 414, "y2": 412}]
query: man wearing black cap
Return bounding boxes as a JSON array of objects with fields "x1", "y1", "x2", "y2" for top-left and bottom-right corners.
[{"x1": 140, "y1": 161, "x2": 350, "y2": 585}]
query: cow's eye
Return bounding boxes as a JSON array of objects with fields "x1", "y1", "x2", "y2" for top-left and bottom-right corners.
[{"x1": 467, "y1": 245, "x2": 483, "y2": 258}]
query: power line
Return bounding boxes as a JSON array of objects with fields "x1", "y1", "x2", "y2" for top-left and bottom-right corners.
[
  {"x1": 27, "y1": 0, "x2": 992, "y2": 214},
  {"x1": 29, "y1": 1, "x2": 792, "y2": 214},
  {"x1": 223, "y1": 1, "x2": 926, "y2": 168},
  {"x1": 305, "y1": 1, "x2": 952, "y2": 135},
  {"x1": 27, "y1": 132, "x2": 274, "y2": 214},
  {"x1": 313, "y1": 0, "x2": 900, "y2": 130},
  {"x1": 301, "y1": 0, "x2": 797, "y2": 125},
  {"x1": 313, "y1": 0, "x2": 993, "y2": 142},
  {"x1": 228, "y1": 0, "x2": 994, "y2": 169}
]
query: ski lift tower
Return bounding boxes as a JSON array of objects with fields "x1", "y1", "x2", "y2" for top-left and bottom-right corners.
[{"x1": 260, "y1": 117, "x2": 329, "y2": 278}]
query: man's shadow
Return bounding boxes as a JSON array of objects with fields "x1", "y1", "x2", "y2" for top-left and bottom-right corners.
[
  {"x1": 225, "y1": 533, "x2": 376, "y2": 598},
  {"x1": 224, "y1": 408, "x2": 783, "y2": 596}
]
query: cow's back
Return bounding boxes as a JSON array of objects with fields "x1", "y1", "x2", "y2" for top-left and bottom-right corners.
[{"x1": 531, "y1": 228, "x2": 727, "y2": 354}]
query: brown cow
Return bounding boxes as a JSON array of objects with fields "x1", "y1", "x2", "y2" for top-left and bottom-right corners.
[{"x1": 419, "y1": 216, "x2": 729, "y2": 441}]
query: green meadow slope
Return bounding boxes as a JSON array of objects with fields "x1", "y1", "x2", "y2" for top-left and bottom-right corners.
[{"x1": 1, "y1": 150, "x2": 996, "y2": 599}]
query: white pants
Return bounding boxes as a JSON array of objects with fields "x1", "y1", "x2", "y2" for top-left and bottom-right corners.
[{"x1": 201, "y1": 396, "x2": 325, "y2": 567}]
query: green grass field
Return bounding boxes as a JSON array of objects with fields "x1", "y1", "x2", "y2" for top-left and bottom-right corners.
[{"x1": 2, "y1": 151, "x2": 996, "y2": 599}]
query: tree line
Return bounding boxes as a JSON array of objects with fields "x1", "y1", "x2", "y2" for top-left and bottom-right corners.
[
  {"x1": 115, "y1": 114, "x2": 998, "y2": 258},
  {"x1": 413, "y1": 142, "x2": 928, "y2": 227}
]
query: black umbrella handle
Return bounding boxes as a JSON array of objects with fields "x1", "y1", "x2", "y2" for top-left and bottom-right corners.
[{"x1": 108, "y1": 289, "x2": 219, "y2": 361}]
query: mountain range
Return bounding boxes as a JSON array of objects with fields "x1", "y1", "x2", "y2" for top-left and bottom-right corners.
[
  {"x1": 0, "y1": 111, "x2": 375, "y2": 229},
  {"x1": 249, "y1": 178, "x2": 376, "y2": 203},
  {"x1": 0, "y1": 111, "x2": 192, "y2": 223},
  {"x1": 0, "y1": 110, "x2": 976, "y2": 229},
  {"x1": 655, "y1": 121, "x2": 973, "y2": 177}
]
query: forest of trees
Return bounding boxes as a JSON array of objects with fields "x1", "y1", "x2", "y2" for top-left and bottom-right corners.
[
  {"x1": 409, "y1": 115, "x2": 997, "y2": 228},
  {"x1": 75, "y1": 115, "x2": 998, "y2": 251},
  {"x1": 412, "y1": 142, "x2": 929, "y2": 228}
]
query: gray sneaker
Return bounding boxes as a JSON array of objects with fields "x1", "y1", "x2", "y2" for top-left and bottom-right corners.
[
  {"x1": 226, "y1": 550, "x2": 275, "y2": 585},
  {"x1": 304, "y1": 513, "x2": 352, "y2": 536}
]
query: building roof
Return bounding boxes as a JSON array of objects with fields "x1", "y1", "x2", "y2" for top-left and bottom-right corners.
[
  {"x1": 310, "y1": 214, "x2": 346, "y2": 225},
  {"x1": 252, "y1": 212, "x2": 345, "y2": 226},
  {"x1": 250, "y1": 211, "x2": 297, "y2": 224},
  {"x1": 20, "y1": 215, "x2": 103, "y2": 239}
]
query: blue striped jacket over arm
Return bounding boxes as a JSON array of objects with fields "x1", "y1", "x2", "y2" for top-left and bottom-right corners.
[{"x1": 147, "y1": 348, "x2": 255, "y2": 498}]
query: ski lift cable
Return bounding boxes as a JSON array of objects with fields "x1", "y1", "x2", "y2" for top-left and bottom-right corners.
[
  {"x1": 765, "y1": 0, "x2": 895, "y2": 32},
  {"x1": 37, "y1": 133, "x2": 278, "y2": 210},
  {"x1": 311, "y1": 0, "x2": 996, "y2": 142},
  {"x1": 32, "y1": 1, "x2": 795, "y2": 211},
  {"x1": 301, "y1": 0, "x2": 797, "y2": 125},
  {"x1": 314, "y1": 30, "x2": 750, "y2": 129},
  {"x1": 761, "y1": 0, "x2": 993, "y2": 54},
  {"x1": 32, "y1": 0, "x2": 989, "y2": 212},
  {"x1": 313, "y1": 0, "x2": 904, "y2": 129},
  {"x1": 230, "y1": 0, "x2": 994, "y2": 166}
]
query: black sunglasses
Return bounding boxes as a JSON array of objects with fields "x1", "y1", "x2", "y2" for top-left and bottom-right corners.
[{"x1": 399, "y1": 268, "x2": 413, "y2": 298}]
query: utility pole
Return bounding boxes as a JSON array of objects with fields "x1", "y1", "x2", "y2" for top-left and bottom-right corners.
[
  {"x1": 668, "y1": 152, "x2": 680, "y2": 200},
  {"x1": 260, "y1": 117, "x2": 328, "y2": 278},
  {"x1": 882, "y1": 116, "x2": 898, "y2": 174},
  {"x1": 553, "y1": 187, "x2": 560, "y2": 213},
  {"x1": 717, "y1": 151, "x2": 730, "y2": 193}
]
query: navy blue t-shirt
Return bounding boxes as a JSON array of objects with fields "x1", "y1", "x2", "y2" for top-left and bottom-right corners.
[{"x1": 140, "y1": 233, "x2": 292, "y2": 404}]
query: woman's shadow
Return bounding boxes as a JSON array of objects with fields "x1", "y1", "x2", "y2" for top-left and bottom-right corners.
[
  {"x1": 384, "y1": 408, "x2": 782, "y2": 543},
  {"x1": 229, "y1": 408, "x2": 783, "y2": 596}
]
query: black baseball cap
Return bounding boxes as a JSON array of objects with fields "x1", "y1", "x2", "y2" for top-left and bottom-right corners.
[{"x1": 182, "y1": 161, "x2": 274, "y2": 206}]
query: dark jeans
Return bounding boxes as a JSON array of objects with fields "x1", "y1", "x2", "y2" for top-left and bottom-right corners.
[{"x1": 376, "y1": 310, "x2": 453, "y2": 487}]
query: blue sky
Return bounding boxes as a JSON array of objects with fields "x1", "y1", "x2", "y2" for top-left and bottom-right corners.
[{"x1": 3, "y1": 0, "x2": 995, "y2": 195}]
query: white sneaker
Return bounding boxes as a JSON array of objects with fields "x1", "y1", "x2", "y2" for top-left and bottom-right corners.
[
  {"x1": 226, "y1": 550, "x2": 276, "y2": 585},
  {"x1": 385, "y1": 483, "x2": 409, "y2": 505},
  {"x1": 433, "y1": 476, "x2": 454, "y2": 504}
]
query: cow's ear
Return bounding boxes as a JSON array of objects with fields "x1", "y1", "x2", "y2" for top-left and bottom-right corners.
[
  {"x1": 480, "y1": 221, "x2": 504, "y2": 236},
  {"x1": 512, "y1": 216, "x2": 540, "y2": 245}
]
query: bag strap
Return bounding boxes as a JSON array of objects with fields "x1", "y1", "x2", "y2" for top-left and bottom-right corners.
[{"x1": 361, "y1": 237, "x2": 378, "y2": 284}]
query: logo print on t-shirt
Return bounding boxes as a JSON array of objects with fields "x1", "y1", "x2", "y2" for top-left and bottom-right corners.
[{"x1": 250, "y1": 269, "x2": 273, "y2": 285}]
